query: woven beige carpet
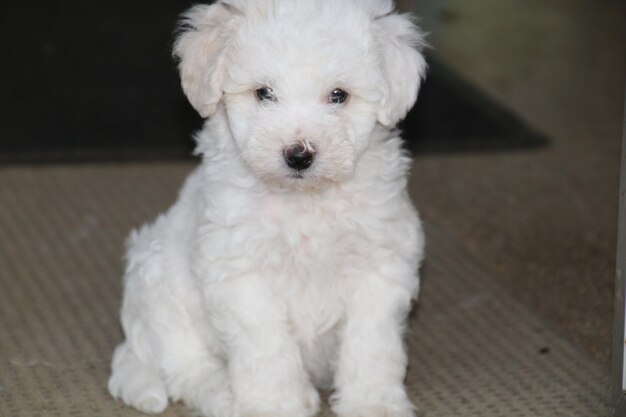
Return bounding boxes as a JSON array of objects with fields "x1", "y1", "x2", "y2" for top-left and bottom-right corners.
[{"x1": 0, "y1": 162, "x2": 610, "y2": 416}]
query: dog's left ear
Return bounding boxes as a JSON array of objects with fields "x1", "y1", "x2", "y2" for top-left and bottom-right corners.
[
  {"x1": 373, "y1": 12, "x2": 428, "y2": 127},
  {"x1": 173, "y1": 3, "x2": 237, "y2": 118}
]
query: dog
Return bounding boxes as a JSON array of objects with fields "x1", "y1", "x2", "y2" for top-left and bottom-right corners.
[{"x1": 108, "y1": 1, "x2": 426, "y2": 416}]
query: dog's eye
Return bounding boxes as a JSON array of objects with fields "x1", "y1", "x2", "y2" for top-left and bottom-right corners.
[
  {"x1": 255, "y1": 87, "x2": 277, "y2": 103},
  {"x1": 329, "y1": 88, "x2": 349, "y2": 104}
]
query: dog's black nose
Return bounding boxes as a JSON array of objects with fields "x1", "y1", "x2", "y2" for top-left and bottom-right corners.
[{"x1": 284, "y1": 143, "x2": 314, "y2": 171}]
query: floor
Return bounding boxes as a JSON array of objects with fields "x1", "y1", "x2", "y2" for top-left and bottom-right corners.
[
  {"x1": 399, "y1": 0, "x2": 626, "y2": 365},
  {"x1": 0, "y1": 163, "x2": 610, "y2": 416}
]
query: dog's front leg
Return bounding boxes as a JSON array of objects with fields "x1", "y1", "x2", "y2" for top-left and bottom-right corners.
[
  {"x1": 332, "y1": 274, "x2": 417, "y2": 417},
  {"x1": 207, "y1": 275, "x2": 320, "y2": 417}
]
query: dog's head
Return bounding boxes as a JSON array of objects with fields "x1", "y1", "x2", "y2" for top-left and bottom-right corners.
[{"x1": 174, "y1": 0, "x2": 426, "y2": 189}]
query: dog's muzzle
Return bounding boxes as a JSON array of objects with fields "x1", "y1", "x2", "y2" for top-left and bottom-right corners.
[{"x1": 283, "y1": 142, "x2": 315, "y2": 171}]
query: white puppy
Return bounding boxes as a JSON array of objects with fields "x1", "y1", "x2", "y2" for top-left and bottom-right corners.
[{"x1": 108, "y1": 1, "x2": 427, "y2": 416}]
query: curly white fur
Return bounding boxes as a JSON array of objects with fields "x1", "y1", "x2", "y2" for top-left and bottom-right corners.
[{"x1": 108, "y1": 1, "x2": 427, "y2": 416}]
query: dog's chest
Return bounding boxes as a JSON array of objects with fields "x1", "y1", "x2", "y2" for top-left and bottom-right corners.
[
  {"x1": 228, "y1": 193, "x2": 371, "y2": 333},
  {"x1": 198, "y1": 189, "x2": 387, "y2": 336},
  {"x1": 255, "y1": 193, "x2": 367, "y2": 271},
  {"x1": 198, "y1": 190, "x2": 374, "y2": 273},
  {"x1": 255, "y1": 197, "x2": 351, "y2": 340}
]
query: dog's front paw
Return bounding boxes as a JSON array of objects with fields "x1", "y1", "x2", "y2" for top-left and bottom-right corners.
[
  {"x1": 332, "y1": 389, "x2": 416, "y2": 417},
  {"x1": 334, "y1": 403, "x2": 416, "y2": 417},
  {"x1": 238, "y1": 383, "x2": 320, "y2": 417},
  {"x1": 134, "y1": 391, "x2": 169, "y2": 415}
]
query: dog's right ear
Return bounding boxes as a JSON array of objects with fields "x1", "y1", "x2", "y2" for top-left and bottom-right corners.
[{"x1": 173, "y1": 3, "x2": 237, "y2": 118}]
